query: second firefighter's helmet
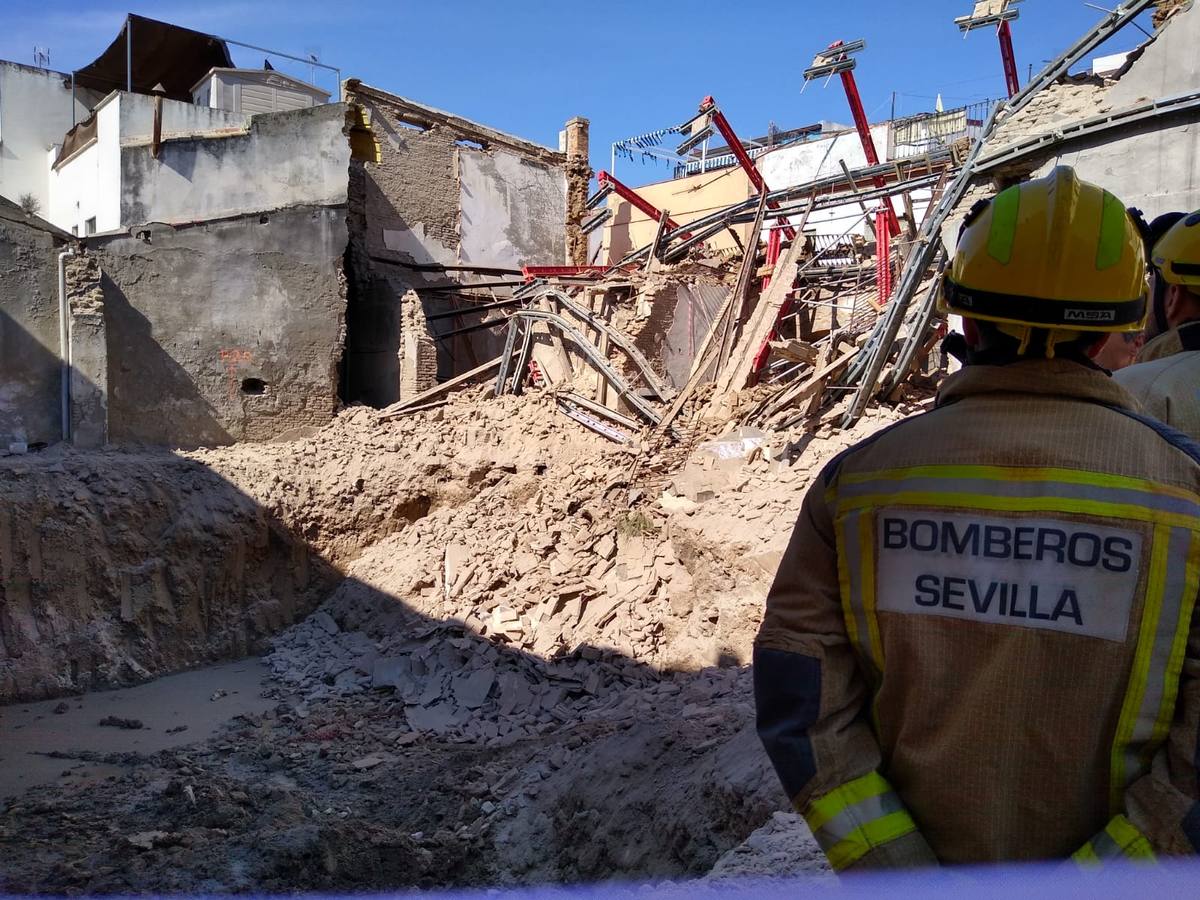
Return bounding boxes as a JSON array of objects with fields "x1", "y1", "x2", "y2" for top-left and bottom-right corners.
[
  {"x1": 1151, "y1": 210, "x2": 1200, "y2": 287},
  {"x1": 941, "y1": 166, "x2": 1146, "y2": 356}
]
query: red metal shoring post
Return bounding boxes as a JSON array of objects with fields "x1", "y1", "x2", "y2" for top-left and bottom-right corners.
[
  {"x1": 762, "y1": 224, "x2": 783, "y2": 290},
  {"x1": 997, "y1": 19, "x2": 1020, "y2": 98},
  {"x1": 596, "y1": 171, "x2": 693, "y2": 240},
  {"x1": 875, "y1": 208, "x2": 892, "y2": 303},
  {"x1": 835, "y1": 58, "x2": 900, "y2": 237},
  {"x1": 699, "y1": 97, "x2": 796, "y2": 241}
]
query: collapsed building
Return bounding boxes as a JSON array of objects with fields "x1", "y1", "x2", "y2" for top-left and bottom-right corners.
[
  {"x1": 1, "y1": 0, "x2": 1198, "y2": 893},
  {"x1": 0, "y1": 15, "x2": 588, "y2": 449}
]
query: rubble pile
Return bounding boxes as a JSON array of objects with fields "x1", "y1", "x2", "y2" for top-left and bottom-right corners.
[
  {"x1": 263, "y1": 395, "x2": 913, "y2": 684},
  {"x1": 0, "y1": 375, "x2": 908, "y2": 890}
]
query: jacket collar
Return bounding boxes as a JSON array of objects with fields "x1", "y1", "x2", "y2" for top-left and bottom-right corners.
[
  {"x1": 937, "y1": 358, "x2": 1138, "y2": 411},
  {"x1": 1137, "y1": 320, "x2": 1200, "y2": 363}
]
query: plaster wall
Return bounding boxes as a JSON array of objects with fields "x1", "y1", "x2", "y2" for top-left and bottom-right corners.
[
  {"x1": 120, "y1": 103, "x2": 350, "y2": 226},
  {"x1": 458, "y1": 148, "x2": 566, "y2": 268},
  {"x1": 0, "y1": 216, "x2": 65, "y2": 447},
  {"x1": 91, "y1": 205, "x2": 347, "y2": 447},
  {"x1": 0, "y1": 61, "x2": 97, "y2": 217}
]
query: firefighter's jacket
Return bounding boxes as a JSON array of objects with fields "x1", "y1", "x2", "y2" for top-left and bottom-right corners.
[
  {"x1": 755, "y1": 358, "x2": 1200, "y2": 869},
  {"x1": 1115, "y1": 321, "x2": 1200, "y2": 440}
]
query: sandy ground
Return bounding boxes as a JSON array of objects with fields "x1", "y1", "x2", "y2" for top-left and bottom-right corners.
[{"x1": 0, "y1": 660, "x2": 272, "y2": 799}]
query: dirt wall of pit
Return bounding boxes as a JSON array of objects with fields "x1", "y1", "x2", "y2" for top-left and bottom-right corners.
[{"x1": 0, "y1": 450, "x2": 341, "y2": 702}]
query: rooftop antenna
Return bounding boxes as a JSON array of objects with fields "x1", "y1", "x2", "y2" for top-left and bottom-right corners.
[
  {"x1": 954, "y1": 0, "x2": 1024, "y2": 97},
  {"x1": 33, "y1": 46, "x2": 49, "y2": 69},
  {"x1": 304, "y1": 46, "x2": 321, "y2": 85}
]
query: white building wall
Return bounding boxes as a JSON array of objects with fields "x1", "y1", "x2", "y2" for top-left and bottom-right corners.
[
  {"x1": 49, "y1": 93, "x2": 255, "y2": 233},
  {"x1": 0, "y1": 61, "x2": 96, "y2": 217},
  {"x1": 759, "y1": 124, "x2": 893, "y2": 240},
  {"x1": 47, "y1": 94, "x2": 122, "y2": 234}
]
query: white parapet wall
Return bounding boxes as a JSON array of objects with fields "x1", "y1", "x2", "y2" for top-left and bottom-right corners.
[{"x1": 49, "y1": 93, "x2": 349, "y2": 232}]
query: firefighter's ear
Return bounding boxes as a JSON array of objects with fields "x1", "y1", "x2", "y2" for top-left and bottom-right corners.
[
  {"x1": 942, "y1": 332, "x2": 969, "y2": 364},
  {"x1": 962, "y1": 318, "x2": 981, "y2": 347}
]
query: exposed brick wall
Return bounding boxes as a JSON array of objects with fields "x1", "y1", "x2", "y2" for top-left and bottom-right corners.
[
  {"x1": 564, "y1": 117, "x2": 592, "y2": 266},
  {"x1": 64, "y1": 254, "x2": 107, "y2": 448},
  {"x1": 356, "y1": 98, "x2": 461, "y2": 265},
  {"x1": 399, "y1": 289, "x2": 439, "y2": 399}
]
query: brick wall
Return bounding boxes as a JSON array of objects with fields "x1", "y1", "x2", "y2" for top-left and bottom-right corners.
[{"x1": 399, "y1": 289, "x2": 439, "y2": 398}]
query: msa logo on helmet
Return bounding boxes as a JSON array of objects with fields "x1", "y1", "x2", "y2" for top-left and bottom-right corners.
[{"x1": 1063, "y1": 308, "x2": 1116, "y2": 322}]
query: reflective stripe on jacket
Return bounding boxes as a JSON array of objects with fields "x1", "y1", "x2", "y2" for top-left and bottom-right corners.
[{"x1": 755, "y1": 359, "x2": 1200, "y2": 867}]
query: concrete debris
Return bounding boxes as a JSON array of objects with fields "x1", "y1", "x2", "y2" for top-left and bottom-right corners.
[{"x1": 98, "y1": 716, "x2": 144, "y2": 730}]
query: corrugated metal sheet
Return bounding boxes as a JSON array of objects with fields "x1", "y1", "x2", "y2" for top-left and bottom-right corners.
[{"x1": 662, "y1": 281, "x2": 729, "y2": 388}]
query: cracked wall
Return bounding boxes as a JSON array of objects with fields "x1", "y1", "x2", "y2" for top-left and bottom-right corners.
[{"x1": 342, "y1": 83, "x2": 569, "y2": 407}]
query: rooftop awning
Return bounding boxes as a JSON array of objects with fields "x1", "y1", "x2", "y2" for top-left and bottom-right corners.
[{"x1": 73, "y1": 14, "x2": 233, "y2": 102}]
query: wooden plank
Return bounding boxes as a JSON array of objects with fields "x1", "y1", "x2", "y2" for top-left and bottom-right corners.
[
  {"x1": 717, "y1": 190, "x2": 771, "y2": 370},
  {"x1": 761, "y1": 344, "x2": 859, "y2": 420},
  {"x1": 802, "y1": 337, "x2": 837, "y2": 419},
  {"x1": 714, "y1": 228, "x2": 809, "y2": 398},
  {"x1": 644, "y1": 209, "x2": 671, "y2": 273},
  {"x1": 768, "y1": 339, "x2": 818, "y2": 365},
  {"x1": 380, "y1": 353, "x2": 510, "y2": 417}
]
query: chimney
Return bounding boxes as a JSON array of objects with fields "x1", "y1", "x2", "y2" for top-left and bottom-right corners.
[{"x1": 563, "y1": 117, "x2": 591, "y2": 266}]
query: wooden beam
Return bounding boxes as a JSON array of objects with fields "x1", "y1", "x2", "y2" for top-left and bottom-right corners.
[
  {"x1": 760, "y1": 344, "x2": 859, "y2": 421},
  {"x1": 378, "y1": 353, "x2": 510, "y2": 418},
  {"x1": 717, "y1": 190, "x2": 771, "y2": 371},
  {"x1": 714, "y1": 228, "x2": 809, "y2": 398}
]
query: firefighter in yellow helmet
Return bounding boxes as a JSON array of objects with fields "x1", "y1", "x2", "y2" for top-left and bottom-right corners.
[
  {"x1": 755, "y1": 166, "x2": 1200, "y2": 869},
  {"x1": 1115, "y1": 211, "x2": 1200, "y2": 437}
]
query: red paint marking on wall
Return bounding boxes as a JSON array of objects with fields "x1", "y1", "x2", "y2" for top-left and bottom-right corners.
[{"x1": 220, "y1": 349, "x2": 253, "y2": 398}]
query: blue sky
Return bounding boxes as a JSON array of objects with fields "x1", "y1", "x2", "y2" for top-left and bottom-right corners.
[{"x1": 0, "y1": 1, "x2": 1154, "y2": 184}]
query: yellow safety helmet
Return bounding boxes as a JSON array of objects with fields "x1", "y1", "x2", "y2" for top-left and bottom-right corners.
[
  {"x1": 941, "y1": 166, "x2": 1147, "y2": 356},
  {"x1": 1151, "y1": 210, "x2": 1200, "y2": 287}
]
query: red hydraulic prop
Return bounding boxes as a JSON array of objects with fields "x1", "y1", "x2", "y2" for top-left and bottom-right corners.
[
  {"x1": 697, "y1": 97, "x2": 796, "y2": 242},
  {"x1": 595, "y1": 170, "x2": 689, "y2": 237},
  {"x1": 826, "y1": 42, "x2": 900, "y2": 237},
  {"x1": 875, "y1": 207, "x2": 892, "y2": 303},
  {"x1": 749, "y1": 224, "x2": 787, "y2": 376},
  {"x1": 997, "y1": 19, "x2": 1021, "y2": 98}
]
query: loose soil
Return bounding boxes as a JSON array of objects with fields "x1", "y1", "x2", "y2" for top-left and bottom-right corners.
[{"x1": 0, "y1": 387, "x2": 921, "y2": 892}]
